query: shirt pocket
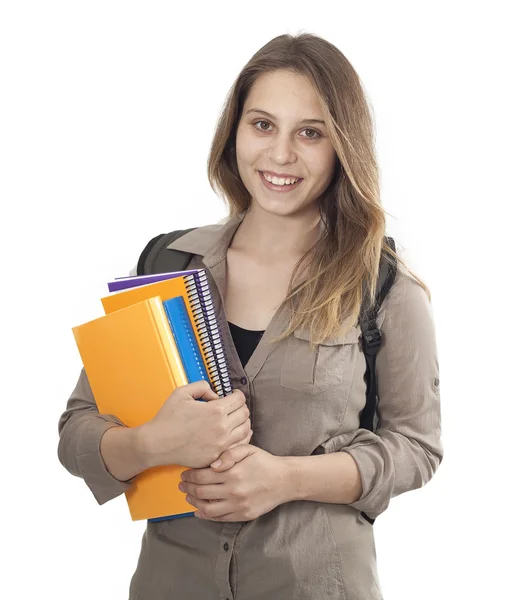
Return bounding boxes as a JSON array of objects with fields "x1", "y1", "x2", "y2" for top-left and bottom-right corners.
[{"x1": 280, "y1": 325, "x2": 361, "y2": 396}]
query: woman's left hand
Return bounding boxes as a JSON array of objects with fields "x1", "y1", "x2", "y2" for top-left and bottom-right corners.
[{"x1": 179, "y1": 445, "x2": 290, "y2": 522}]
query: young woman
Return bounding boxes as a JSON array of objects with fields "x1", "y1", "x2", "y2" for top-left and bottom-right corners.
[{"x1": 58, "y1": 32, "x2": 443, "y2": 599}]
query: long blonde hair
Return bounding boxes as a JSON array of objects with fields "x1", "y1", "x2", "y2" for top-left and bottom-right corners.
[{"x1": 207, "y1": 32, "x2": 429, "y2": 345}]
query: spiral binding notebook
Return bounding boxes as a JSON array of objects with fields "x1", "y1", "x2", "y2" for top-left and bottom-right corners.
[{"x1": 102, "y1": 269, "x2": 233, "y2": 398}]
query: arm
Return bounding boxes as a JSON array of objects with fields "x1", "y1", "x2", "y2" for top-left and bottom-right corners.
[
  {"x1": 57, "y1": 367, "x2": 141, "y2": 505},
  {"x1": 57, "y1": 263, "x2": 150, "y2": 502},
  {"x1": 285, "y1": 270, "x2": 443, "y2": 518},
  {"x1": 280, "y1": 452, "x2": 363, "y2": 504},
  {"x1": 99, "y1": 423, "x2": 149, "y2": 482}
]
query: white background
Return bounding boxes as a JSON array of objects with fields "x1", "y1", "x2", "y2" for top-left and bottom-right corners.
[{"x1": 1, "y1": 1, "x2": 513, "y2": 598}]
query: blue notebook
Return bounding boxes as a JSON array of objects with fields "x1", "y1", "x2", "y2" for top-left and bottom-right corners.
[
  {"x1": 148, "y1": 296, "x2": 211, "y2": 523},
  {"x1": 162, "y1": 296, "x2": 210, "y2": 385}
]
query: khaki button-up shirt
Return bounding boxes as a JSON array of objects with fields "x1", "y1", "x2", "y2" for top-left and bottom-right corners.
[{"x1": 58, "y1": 212, "x2": 443, "y2": 600}]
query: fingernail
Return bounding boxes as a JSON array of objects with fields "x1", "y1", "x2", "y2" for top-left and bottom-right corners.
[
  {"x1": 178, "y1": 482, "x2": 185, "y2": 492},
  {"x1": 211, "y1": 459, "x2": 222, "y2": 468}
]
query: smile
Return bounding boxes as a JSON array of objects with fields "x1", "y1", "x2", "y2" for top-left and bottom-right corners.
[{"x1": 258, "y1": 171, "x2": 303, "y2": 192}]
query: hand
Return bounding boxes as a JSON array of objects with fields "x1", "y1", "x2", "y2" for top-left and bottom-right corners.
[
  {"x1": 140, "y1": 380, "x2": 252, "y2": 469},
  {"x1": 179, "y1": 445, "x2": 288, "y2": 522}
]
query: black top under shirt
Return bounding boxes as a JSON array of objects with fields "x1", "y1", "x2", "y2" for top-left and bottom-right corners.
[{"x1": 228, "y1": 322, "x2": 265, "y2": 368}]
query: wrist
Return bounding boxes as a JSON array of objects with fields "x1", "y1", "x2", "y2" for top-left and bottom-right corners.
[
  {"x1": 134, "y1": 423, "x2": 157, "y2": 470},
  {"x1": 278, "y1": 456, "x2": 305, "y2": 503},
  {"x1": 99, "y1": 424, "x2": 152, "y2": 482},
  {"x1": 278, "y1": 453, "x2": 364, "y2": 505},
  {"x1": 136, "y1": 422, "x2": 182, "y2": 469}
]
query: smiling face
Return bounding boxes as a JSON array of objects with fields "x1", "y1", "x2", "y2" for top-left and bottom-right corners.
[{"x1": 235, "y1": 69, "x2": 338, "y2": 219}]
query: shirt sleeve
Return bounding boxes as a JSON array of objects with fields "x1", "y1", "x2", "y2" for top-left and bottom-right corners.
[
  {"x1": 339, "y1": 269, "x2": 444, "y2": 520},
  {"x1": 57, "y1": 265, "x2": 140, "y2": 505}
]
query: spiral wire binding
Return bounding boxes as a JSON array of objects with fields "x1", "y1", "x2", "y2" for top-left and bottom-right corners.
[{"x1": 184, "y1": 271, "x2": 233, "y2": 397}]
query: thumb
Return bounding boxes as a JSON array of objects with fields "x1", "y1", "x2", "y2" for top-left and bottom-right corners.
[{"x1": 210, "y1": 444, "x2": 255, "y2": 472}]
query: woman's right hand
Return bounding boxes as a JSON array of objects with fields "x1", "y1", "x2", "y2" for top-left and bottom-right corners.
[{"x1": 139, "y1": 380, "x2": 252, "y2": 469}]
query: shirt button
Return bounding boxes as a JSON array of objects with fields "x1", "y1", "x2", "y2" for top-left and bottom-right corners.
[
  {"x1": 240, "y1": 377, "x2": 247, "y2": 385},
  {"x1": 223, "y1": 542, "x2": 230, "y2": 552}
]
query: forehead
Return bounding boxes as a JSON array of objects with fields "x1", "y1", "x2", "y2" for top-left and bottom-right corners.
[{"x1": 244, "y1": 70, "x2": 324, "y2": 118}]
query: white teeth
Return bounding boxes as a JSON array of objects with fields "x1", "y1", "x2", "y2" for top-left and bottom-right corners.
[{"x1": 263, "y1": 172, "x2": 299, "y2": 186}]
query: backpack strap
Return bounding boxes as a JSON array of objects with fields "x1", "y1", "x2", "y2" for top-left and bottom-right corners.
[
  {"x1": 357, "y1": 236, "x2": 397, "y2": 526},
  {"x1": 136, "y1": 228, "x2": 198, "y2": 275},
  {"x1": 358, "y1": 236, "x2": 397, "y2": 433}
]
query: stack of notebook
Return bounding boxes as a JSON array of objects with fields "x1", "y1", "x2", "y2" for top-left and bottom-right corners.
[{"x1": 71, "y1": 268, "x2": 232, "y2": 522}]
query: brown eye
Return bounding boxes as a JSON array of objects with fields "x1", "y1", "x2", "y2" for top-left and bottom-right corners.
[
  {"x1": 255, "y1": 120, "x2": 271, "y2": 131},
  {"x1": 302, "y1": 128, "x2": 321, "y2": 139}
]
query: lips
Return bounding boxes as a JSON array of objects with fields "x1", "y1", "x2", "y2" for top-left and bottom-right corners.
[
  {"x1": 258, "y1": 170, "x2": 303, "y2": 192},
  {"x1": 259, "y1": 170, "x2": 303, "y2": 181}
]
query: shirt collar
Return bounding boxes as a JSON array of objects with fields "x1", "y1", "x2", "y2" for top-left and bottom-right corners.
[{"x1": 166, "y1": 210, "x2": 246, "y2": 269}]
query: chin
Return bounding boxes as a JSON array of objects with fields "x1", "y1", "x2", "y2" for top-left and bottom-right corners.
[
  {"x1": 251, "y1": 193, "x2": 317, "y2": 220},
  {"x1": 252, "y1": 197, "x2": 298, "y2": 216}
]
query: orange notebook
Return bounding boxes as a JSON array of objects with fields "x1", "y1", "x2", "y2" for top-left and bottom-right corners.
[
  {"x1": 72, "y1": 296, "x2": 193, "y2": 521},
  {"x1": 101, "y1": 275, "x2": 217, "y2": 391}
]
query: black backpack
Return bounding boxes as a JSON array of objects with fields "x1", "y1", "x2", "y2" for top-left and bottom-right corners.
[{"x1": 138, "y1": 230, "x2": 396, "y2": 525}]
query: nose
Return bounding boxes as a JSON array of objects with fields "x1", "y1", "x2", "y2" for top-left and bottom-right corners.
[{"x1": 267, "y1": 132, "x2": 297, "y2": 165}]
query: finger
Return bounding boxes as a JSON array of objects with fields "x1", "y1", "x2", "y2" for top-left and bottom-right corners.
[
  {"x1": 216, "y1": 389, "x2": 247, "y2": 414},
  {"x1": 227, "y1": 429, "x2": 253, "y2": 450},
  {"x1": 210, "y1": 444, "x2": 255, "y2": 472},
  {"x1": 181, "y1": 467, "x2": 223, "y2": 485},
  {"x1": 182, "y1": 380, "x2": 219, "y2": 402},
  {"x1": 227, "y1": 401, "x2": 250, "y2": 427},
  {"x1": 186, "y1": 496, "x2": 233, "y2": 518},
  {"x1": 227, "y1": 416, "x2": 251, "y2": 445},
  {"x1": 181, "y1": 483, "x2": 227, "y2": 501}
]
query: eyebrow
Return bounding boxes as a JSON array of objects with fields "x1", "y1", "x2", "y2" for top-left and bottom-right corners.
[{"x1": 245, "y1": 108, "x2": 326, "y2": 126}]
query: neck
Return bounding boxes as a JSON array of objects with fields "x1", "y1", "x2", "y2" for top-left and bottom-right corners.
[{"x1": 231, "y1": 204, "x2": 322, "y2": 261}]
